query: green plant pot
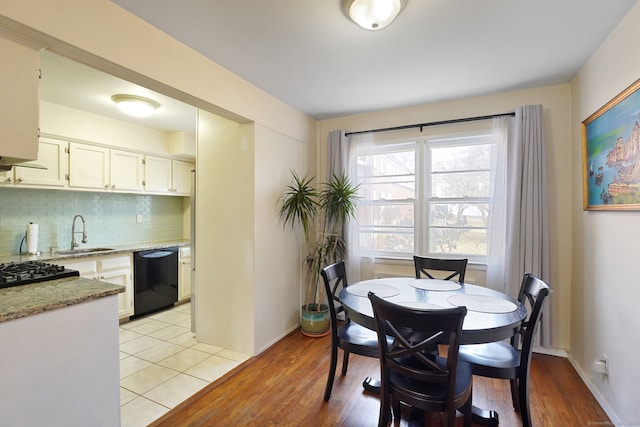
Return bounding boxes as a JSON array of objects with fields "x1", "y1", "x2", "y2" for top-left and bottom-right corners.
[{"x1": 300, "y1": 303, "x2": 330, "y2": 337}]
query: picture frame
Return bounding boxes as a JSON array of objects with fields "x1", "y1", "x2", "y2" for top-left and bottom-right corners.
[{"x1": 582, "y1": 78, "x2": 640, "y2": 210}]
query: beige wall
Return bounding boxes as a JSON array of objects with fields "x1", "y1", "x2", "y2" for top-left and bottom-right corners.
[
  {"x1": 571, "y1": 2, "x2": 640, "y2": 424},
  {"x1": 318, "y1": 84, "x2": 573, "y2": 352}
]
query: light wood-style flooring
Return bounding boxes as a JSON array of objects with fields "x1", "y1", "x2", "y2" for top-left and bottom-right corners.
[{"x1": 150, "y1": 328, "x2": 611, "y2": 426}]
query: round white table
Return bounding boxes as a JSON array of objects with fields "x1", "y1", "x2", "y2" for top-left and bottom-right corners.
[{"x1": 339, "y1": 277, "x2": 527, "y2": 426}]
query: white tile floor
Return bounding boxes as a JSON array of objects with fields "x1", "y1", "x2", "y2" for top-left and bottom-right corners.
[{"x1": 119, "y1": 302, "x2": 249, "y2": 427}]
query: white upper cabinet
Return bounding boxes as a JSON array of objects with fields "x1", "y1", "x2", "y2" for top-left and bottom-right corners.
[
  {"x1": 68, "y1": 142, "x2": 110, "y2": 190},
  {"x1": 0, "y1": 34, "x2": 41, "y2": 167},
  {"x1": 110, "y1": 149, "x2": 144, "y2": 192},
  {"x1": 145, "y1": 156, "x2": 193, "y2": 195},
  {"x1": 13, "y1": 138, "x2": 69, "y2": 187},
  {"x1": 144, "y1": 155, "x2": 173, "y2": 193},
  {"x1": 173, "y1": 160, "x2": 195, "y2": 195}
]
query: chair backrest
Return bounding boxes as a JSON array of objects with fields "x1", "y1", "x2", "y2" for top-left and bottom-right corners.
[
  {"x1": 514, "y1": 273, "x2": 550, "y2": 369},
  {"x1": 413, "y1": 256, "x2": 468, "y2": 283},
  {"x1": 321, "y1": 261, "x2": 348, "y2": 335},
  {"x1": 368, "y1": 292, "x2": 467, "y2": 407}
]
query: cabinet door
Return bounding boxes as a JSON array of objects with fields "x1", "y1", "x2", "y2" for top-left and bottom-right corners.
[
  {"x1": 14, "y1": 139, "x2": 68, "y2": 187},
  {"x1": 69, "y1": 142, "x2": 110, "y2": 190},
  {"x1": 98, "y1": 255, "x2": 133, "y2": 319},
  {"x1": 173, "y1": 160, "x2": 194, "y2": 195},
  {"x1": 144, "y1": 155, "x2": 172, "y2": 193},
  {"x1": 0, "y1": 35, "x2": 40, "y2": 164},
  {"x1": 178, "y1": 247, "x2": 191, "y2": 301},
  {"x1": 98, "y1": 268, "x2": 133, "y2": 319},
  {"x1": 110, "y1": 149, "x2": 144, "y2": 192}
]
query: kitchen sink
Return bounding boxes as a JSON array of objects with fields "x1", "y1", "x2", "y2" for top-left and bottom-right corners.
[{"x1": 55, "y1": 247, "x2": 114, "y2": 255}]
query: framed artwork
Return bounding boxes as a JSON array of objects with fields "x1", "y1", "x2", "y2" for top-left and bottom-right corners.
[{"x1": 582, "y1": 78, "x2": 640, "y2": 210}]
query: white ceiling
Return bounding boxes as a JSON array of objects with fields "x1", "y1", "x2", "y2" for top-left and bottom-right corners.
[{"x1": 41, "y1": 0, "x2": 638, "y2": 131}]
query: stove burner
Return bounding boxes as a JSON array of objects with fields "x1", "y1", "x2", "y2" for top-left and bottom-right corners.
[{"x1": 0, "y1": 261, "x2": 80, "y2": 289}]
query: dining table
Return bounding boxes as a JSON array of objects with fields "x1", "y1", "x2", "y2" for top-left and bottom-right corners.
[{"x1": 338, "y1": 277, "x2": 527, "y2": 426}]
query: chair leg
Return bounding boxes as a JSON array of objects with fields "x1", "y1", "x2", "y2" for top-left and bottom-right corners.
[
  {"x1": 510, "y1": 378, "x2": 520, "y2": 411},
  {"x1": 462, "y1": 389, "x2": 473, "y2": 427},
  {"x1": 341, "y1": 349, "x2": 350, "y2": 375},
  {"x1": 379, "y1": 390, "x2": 391, "y2": 427},
  {"x1": 518, "y1": 374, "x2": 533, "y2": 427},
  {"x1": 324, "y1": 344, "x2": 338, "y2": 401}
]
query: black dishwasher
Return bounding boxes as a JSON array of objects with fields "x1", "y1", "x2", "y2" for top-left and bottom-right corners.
[{"x1": 133, "y1": 247, "x2": 179, "y2": 318}]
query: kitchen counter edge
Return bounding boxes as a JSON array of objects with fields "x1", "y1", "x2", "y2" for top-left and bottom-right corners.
[
  {"x1": 0, "y1": 276, "x2": 125, "y2": 323},
  {"x1": 0, "y1": 240, "x2": 191, "y2": 264}
]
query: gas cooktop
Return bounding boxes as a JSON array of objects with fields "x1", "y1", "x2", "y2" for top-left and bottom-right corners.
[{"x1": 0, "y1": 260, "x2": 80, "y2": 289}]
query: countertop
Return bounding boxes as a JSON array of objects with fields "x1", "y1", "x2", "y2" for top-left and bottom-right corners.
[
  {"x1": 0, "y1": 276, "x2": 124, "y2": 323},
  {"x1": 0, "y1": 239, "x2": 190, "y2": 264}
]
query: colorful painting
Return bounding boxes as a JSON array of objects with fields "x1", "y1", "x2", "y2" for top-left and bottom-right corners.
[{"x1": 582, "y1": 78, "x2": 640, "y2": 210}]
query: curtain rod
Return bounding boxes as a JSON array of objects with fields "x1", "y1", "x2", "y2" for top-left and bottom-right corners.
[{"x1": 344, "y1": 112, "x2": 515, "y2": 137}]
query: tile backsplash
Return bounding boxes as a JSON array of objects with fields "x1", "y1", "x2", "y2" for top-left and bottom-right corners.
[{"x1": 0, "y1": 187, "x2": 186, "y2": 256}]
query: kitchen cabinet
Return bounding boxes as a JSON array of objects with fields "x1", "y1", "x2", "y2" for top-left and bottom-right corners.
[
  {"x1": 145, "y1": 155, "x2": 194, "y2": 195},
  {"x1": 0, "y1": 34, "x2": 40, "y2": 167},
  {"x1": 110, "y1": 149, "x2": 144, "y2": 191},
  {"x1": 173, "y1": 160, "x2": 195, "y2": 195},
  {"x1": 178, "y1": 246, "x2": 192, "y2": 301},
  {"x1": 68, "y1": 142, "x2": 110, "y2": 190},
  {"x1": 144, "y1": 155, "x2": 172, "y2": 193},
  {"x1": 1, "y1": 138, "x2": 69, "y2": 187},
  {"x1": 62, "y1": 253, "x2": 133, "y2": 319},
  {"x1": 69, "y1": 142, "x2": 144, "y2": 192}
]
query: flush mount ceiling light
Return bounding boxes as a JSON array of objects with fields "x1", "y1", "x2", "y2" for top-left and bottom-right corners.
[
  {"x1": 111, "y1": 94, "x2": 160, "y2": 118},
  {"x1": 343, "y1": 0, "x2": 407, "y2": 31}
]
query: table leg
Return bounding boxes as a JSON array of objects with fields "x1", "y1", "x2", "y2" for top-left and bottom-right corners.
[{"x1": 472, "y1": 405, "x2": 499, "y2": 426}]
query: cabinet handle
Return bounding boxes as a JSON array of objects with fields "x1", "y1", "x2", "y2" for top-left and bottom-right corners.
[
  {"x1": 112, "y1": 184, "x2": 116, "y2": 189},
  {"x1": 105, "y1": 185, "x2": 109, "y2": 189},
  {"x1": 17, "y1": 178, "x2": 23, "y2": 182}
]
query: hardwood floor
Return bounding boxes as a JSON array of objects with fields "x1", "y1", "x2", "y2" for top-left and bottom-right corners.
[{"x1": 150, "y1": 329, "x2": 610, "y2": 426}]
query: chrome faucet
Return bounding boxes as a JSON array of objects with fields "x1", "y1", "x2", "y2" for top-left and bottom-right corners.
[{"x1": 71, "y1": 214, "x2": 88, "y2": 250}]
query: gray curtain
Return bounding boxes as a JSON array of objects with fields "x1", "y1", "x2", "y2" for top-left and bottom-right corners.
[
  {"x1": 504, "y1": 105, "x2": 552, "y2": 348},
  {"x1": 327, "y1": 130, "x2": 361, "y2": 282}
]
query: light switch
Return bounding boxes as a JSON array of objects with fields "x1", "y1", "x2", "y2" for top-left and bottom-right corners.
[{"x1": 136, "y1": 214, "x2": 143, "y2": 223}]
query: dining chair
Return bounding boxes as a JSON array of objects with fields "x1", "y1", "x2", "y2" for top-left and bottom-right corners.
[
  {"x1": 458, "y1": 272, "x2": 550, "y2": 427},
  {"x1": 368, "y1": 292, "x2": 473, "y2": 427},
  {"x1": 413, "y1": 255, "x2": 468, "y2": 282},
  {"x1": 320, "y1": 261, "x2": 388, "y2": 401}
]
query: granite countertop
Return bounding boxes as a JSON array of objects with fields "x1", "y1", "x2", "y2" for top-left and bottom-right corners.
[
  {"x1": 0, "y1": 277, "x2": 124, "y2": 323},
  {"x1": 0, "y1": 239, "x2": 190, "y2": 264}
]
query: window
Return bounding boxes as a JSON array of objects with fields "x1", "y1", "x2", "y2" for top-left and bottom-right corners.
[{"x1": 355, "y1": 132, "x2": 498, "y2": 263}]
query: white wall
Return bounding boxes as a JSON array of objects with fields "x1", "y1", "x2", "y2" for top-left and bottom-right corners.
[
  {"x1": 571, "y1": 2, "x2": 640, "y2": 424},
  {"x1": 318, "y1": 84, "x2": 573, "y2": 352},
  {"x1": 40, "y1": 101, "x2": 172, "y2": 154}
]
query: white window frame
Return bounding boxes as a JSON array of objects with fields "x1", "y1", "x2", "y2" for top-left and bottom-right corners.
[{"x1": 355, "y1": 130, "x2": 496, "y2": 264}]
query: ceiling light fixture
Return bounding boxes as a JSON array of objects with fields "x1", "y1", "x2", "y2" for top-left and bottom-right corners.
[
  {"x1": 344, "y1": 0, "x2": 407, "y2": 31},
  {"x1": 111, "y1": 94, "x2": 160, "y2": 118}
]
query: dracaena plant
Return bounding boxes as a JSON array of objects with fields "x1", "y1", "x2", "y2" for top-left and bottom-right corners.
[{"x1": 279, "y1": 170, "x2": 359, "y2": 310}]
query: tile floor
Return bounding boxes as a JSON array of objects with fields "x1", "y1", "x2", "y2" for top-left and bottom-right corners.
[{"x1": 119, "y1": 302, "x2": 249, "y2": 427}]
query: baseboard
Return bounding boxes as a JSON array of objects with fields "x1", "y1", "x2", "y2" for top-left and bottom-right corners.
[
  {"x1": 255, "y1": 324, "x2": 300, "y2": 355},
  {"x1": 567, "y1": 354, "x2": 621, "y2": 426},
  {"x1": 533, "y1": 345, "x2": 567, "y2": 358}
]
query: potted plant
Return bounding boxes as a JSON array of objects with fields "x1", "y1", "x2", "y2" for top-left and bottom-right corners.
[{"x1": 279, "y1": 170, "x2": 359, "y2": 336}]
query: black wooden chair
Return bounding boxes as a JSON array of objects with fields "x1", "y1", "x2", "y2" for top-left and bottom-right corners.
[
  {"x1": 413, "y1": 255, "x2": 468, "y2": 282},
  {"x1": 368, "y1": 292, "x2": 473, "y2": 427},
  {"x1": 458, "y1": 272, "x2": 550, "y2": 427},
  {"x1": 321, "y1": 261, "x2": 387, "y2": 401}
]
